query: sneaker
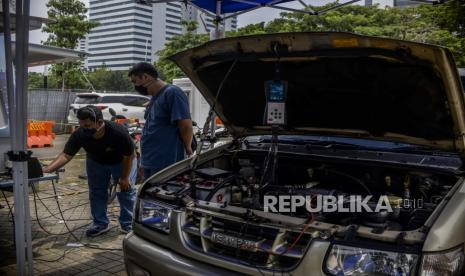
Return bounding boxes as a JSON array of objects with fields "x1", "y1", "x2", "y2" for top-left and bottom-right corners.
[
  {"x1": 86, "y1": 224, "x2": 110, "y2": 237},
  {"x1": 120, "y1": 225, "x2": 132, "y2": 234}
]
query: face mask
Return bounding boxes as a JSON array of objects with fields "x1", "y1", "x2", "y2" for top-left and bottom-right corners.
[
  {"x1": 134, "y1": 78, "x2": 154, "y2": 95},
  {"x1": 135, "y1": 85, "x2": 148, "y2": 95}
]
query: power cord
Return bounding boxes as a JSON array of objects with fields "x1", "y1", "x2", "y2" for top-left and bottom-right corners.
[
  {"x1": 1, "y1": 189, "x2": 14, "y2": 224},
  {"x1": 29, "y1": 179, "x2": 124, "y2": 261},
  {"x1": 31, "y1": 184, "x2": 92, "y2": 236},
  {"x1": 48, "y1": 179, "x2": 123, "y2": 251}
]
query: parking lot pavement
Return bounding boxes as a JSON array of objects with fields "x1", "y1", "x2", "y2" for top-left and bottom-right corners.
[
  {"x1": 31, "y1": 134, "x2": 86, "y2": 160},
  {"x1": 0, "y1": 157, "x2": 128, "y2": 276}
]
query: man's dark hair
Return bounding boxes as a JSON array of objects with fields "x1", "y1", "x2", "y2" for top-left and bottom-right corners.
[
  {"x1": 77, "y1": 105, "x2": 103, "y2": 122},
  {"x1": 128, "y1": 62, "x2": 159, "y2": 79}
]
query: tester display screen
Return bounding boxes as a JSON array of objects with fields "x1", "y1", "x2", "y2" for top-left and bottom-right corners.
[{"x1": 269, "y1": 82, "x2": 285, "y2": 102}]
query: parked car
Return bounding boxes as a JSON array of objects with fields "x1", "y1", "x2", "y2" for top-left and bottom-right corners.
[
  {"x1": 123, "y1": 32, "x2": 465, "y2": 276},
  {"x1": 67, "y1": 93, "x2": 149, "y2": 124}
]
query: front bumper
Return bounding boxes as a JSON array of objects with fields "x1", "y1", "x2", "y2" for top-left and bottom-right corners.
[
  {"x1": 123, "y1": 229, "x2": 332, "y2": 276},
  {"x1": 123, "y1": 232, "x2": 239, "y2": 276}
]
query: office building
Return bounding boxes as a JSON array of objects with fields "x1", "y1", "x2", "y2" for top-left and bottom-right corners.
[{"x1": 87, "y1": 0, "x2": 237, "y2": 71}]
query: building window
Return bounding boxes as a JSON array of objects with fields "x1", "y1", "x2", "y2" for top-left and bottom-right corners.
[
  {"x1": 92, "y1": 19, "x2": 152, "y2": 27},
  {"x1": 91, "y1": 12, "x2": 152, "y2": 21},
  {"x1": 90, "y1": 7, "x2": 152, "y2": 17},
  {"x1": 89, "y1": 57, "x2": 147, "y2": 63},
  {"x1": 89, "y1": 32, "x2": 152, "y2": 40},
  {"x1": 89, "y1": 44, "x2": 151, "y2": 52},
  {"x1": 90, "y1": 50, "x2": 150, "y2": 57},
  {"x1": 89, "y1": 38, "x2": 151, "y2": 46},
  {"x1": 91, "y1": 25, "x2": 152, "y2": 34}
]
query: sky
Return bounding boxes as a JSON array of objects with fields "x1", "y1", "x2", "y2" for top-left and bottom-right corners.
[
  {"x1": 28, "y1": 0, "x2": 368, "y2": 72},
  {"x1": 29, "y1": 0, "x2": 332, "y2": 72},
  {"x1": 30, "y1": 0, "x2": 336, "y2": 44}
]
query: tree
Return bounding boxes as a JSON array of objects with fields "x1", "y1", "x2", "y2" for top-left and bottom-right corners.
[
  {"x1": 28, "y1": 72, "x2": 45, "y2": 90},
  {"x1": 86, "y1": 67, "x2": 135, "y2": 92},
  {"x1": 156, "y1": 21, "x2": 209, "y2": 82},
  {"x1": 243, "y1": 2, "x2": 465, "y2": 66},
  {"x1": 43, "y1": 0, "x2": 98, "y2": 89},
  {"x1": 155, "y1": 1, "x2": 465, "y2": 78}
]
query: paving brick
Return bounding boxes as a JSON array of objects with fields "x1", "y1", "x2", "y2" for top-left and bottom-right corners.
[
  {"x1": 98, "y1": 260, "x2": 123, "y2": 271},
  {"x1": 0, "y1": 171, "x2": 132, "y2": 275},
  {"x1": 106, "y1": 263, "x2": 125, "y2": 273}
]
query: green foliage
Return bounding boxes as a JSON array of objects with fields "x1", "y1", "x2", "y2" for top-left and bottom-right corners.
[
  {"x1": 27, "y1": 68, "x2": 135, "y2": 92},
  {"x1": 151, "y1": 1, "x2": 465, "y2": 83},
  {"x1": 155, "y1": 21, "x2": 209, "y2": 83},
  {"x1": 43, "y1": 0, "x2": 98, "y2": 89},
  {"x1": 28, "y1": 72, "x2": 45, "y2": 89},
  {"x1": 244, "y1": 1, "x2": 465, "y2": 66},
  {"x1": 87, "y1": 67, "x2": 135, "y2": 92}
]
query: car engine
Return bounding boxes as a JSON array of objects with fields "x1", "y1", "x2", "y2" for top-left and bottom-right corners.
[{"x1": 144, "y1": 151, "x2": 458, "y2": 232}]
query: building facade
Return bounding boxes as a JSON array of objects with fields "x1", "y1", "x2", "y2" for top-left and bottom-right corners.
[
  {"x1": 87, "y1": 0, "x2": 237, "y2": 71},
  {"x1": 87, "y1": 0, "x2": 153, "y2": 71}
]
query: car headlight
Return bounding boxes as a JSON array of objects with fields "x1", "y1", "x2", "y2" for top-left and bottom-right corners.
[
  {"x1": 138, "y1": 199, "x2": 172, "y2": 234},
  {"x1": 326, "y1": 244, "x2": 418, "y2": 275},
  {"x1": 419, "y1": 246, "x2": 464, "y2": 276}
]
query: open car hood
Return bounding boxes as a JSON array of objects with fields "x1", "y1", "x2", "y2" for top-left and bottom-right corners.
[{"x1": 170, "y1": 32, "x2": 465, "y2": 153}]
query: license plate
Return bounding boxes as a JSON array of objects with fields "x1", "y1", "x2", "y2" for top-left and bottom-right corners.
[{"x1": 210, "y1": 232, "x2": 257, "y2": 250}]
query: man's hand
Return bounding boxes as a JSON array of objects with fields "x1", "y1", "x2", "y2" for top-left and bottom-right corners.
[
  {"x1": 119, "y1": 177, "x2": 131, "y2": 192},
  {"x1": 177, "y1": 119, "x2": 194, "y2": 158},
  {"x1": 42, "y1": 153, "x2": 73, "y2": 174},
  {"x1": 186, "y1": 147, "x2": 193, "y2": 157}
]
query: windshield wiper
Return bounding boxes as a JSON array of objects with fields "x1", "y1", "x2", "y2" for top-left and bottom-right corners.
[
  {"x1": 301, "y1": 140, "x2": 368, "y2": 149},
  {"x1": 253, "y1": 138, "x2": 368, "y2": 149}
]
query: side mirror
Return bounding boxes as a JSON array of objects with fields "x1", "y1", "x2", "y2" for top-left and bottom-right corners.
[{"x1": 109, "y1": 108, "x2": 116, "y2": 117}]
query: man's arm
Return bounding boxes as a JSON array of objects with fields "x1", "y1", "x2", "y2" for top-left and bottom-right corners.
[
  {"x1": 177, "y1": 119, "x2": 193, "y2": 156},
  {"x1": 118, "y1": 154, "x2": 135, "y2": 192},
  {"x1": 43, "y1": 152, "x2": 73, "y2": 173}
]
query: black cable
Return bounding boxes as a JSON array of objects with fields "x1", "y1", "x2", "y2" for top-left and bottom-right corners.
[
  {"x1": 31, "y1": 184, "x2": 92, "y2": 236},
  {"x1": 49, "y1": 180, "x2": 123, "y2": 251},
  {"x1": 38, "y1": 202, "x2": 90, "y2": 220},
  {"x1": 319, "y1": 168, "x2": 372, "y2": 195},
  {"x1": 1, "y1": 190, "x2": 14, "y2": 224},
  {"x1": 28, "y1": 179, "x2": 123, "y2": 256},
  {"x1": 34, "y1": 248, "x2": 76, "y2": 263},
  {"x1": 190, "y1": 59, "x2": 238, "y2": 173},
  {"x1": 204, "y1": 175, "x2": 236, "y2": 202}
]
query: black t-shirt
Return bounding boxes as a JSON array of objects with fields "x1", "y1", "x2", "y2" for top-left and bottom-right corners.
[{"x1": 64, "y1": 121, "x2": 135, "y2": 165}]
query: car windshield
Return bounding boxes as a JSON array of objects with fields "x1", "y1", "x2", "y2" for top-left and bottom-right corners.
[
  {"x1": 74, "y1": 95, "x2": 100, "y2": 104},
  {"x1": 100, "y1": 96, "x2": 126, "y2": 104}
]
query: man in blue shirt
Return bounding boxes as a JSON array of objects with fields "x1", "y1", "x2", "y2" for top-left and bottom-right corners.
[{"x1": 128, "y1": 62, "x2": 193, "y2": 179}]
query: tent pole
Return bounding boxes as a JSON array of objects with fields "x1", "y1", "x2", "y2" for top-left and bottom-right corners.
[{"x1": 11, "y1": 0, "x2": 33, "y2": 274}]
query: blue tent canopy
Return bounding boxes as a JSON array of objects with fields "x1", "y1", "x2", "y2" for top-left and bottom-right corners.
[
  {"x1": 190, "y1": 0, "x2": 295, "y2": 14},
  {"x1": 141, "y1": 0, "x2": 365, "y2": 23}
]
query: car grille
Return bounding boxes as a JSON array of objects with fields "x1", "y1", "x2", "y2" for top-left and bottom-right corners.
[{"x1": 181, "y1": 210, "x2": 313, "y2": 271}]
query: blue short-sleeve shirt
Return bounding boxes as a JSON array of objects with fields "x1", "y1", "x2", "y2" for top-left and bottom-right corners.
[{"x1": 141, "y1": 84, "x2": 191, "y2": 171}]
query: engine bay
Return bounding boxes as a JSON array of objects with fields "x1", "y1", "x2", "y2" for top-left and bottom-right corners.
[{"x1": 144, "y1": 151, "x2": 459, "y2": 233}]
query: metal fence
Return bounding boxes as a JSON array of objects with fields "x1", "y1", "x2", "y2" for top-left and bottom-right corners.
[{"x1": 28, "y1": 89, "x2": 136, "y2": 133}]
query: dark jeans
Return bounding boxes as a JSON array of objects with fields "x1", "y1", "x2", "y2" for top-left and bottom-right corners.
[{"x1": 86, "y1": 157, "x2": 137, "y2": 227}]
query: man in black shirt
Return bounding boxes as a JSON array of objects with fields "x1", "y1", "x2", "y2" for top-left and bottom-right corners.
[{"x1": 43, "y1": 106, "x2": 137, "y2": 237}]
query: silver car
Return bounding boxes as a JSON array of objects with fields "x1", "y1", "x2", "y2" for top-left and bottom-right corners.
[{"x1": 123, "y1": 32, "x2": 465, "y2": 276}]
